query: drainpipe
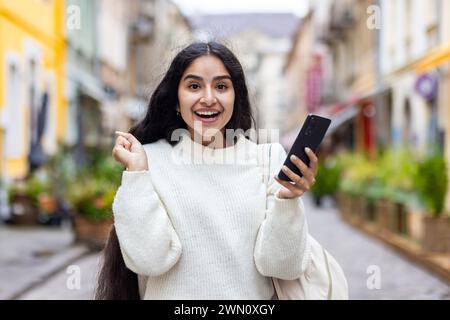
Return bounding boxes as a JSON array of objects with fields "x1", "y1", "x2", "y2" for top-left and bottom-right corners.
[
  {"x1": 434, "y1": 0, "x2": 444, "y2": 155},
  {"x1": 373, "y1": 0, "x2": 385, "y2": 151}
]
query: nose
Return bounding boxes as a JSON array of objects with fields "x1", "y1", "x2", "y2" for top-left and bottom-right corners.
[{"x1": 200, "y1": 88, "x2": 217, "y2": 106}]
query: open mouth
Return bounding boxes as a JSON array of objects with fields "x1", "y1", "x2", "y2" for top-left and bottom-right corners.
[
  {"x1": 193, "y1": 111, "x2": 222, "y2": 123},
  {"x1": 194, "y1": 111, "x2": 221, "y2": 119}
]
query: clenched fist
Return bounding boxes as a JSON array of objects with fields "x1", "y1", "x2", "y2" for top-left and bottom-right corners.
[{"x1": 112, "y1": 131, "x2": 149, "y2": 171}]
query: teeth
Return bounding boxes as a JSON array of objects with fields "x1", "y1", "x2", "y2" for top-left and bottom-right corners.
[{"x1": 195, "y1": 111, "x2": 219, "y2": 116}]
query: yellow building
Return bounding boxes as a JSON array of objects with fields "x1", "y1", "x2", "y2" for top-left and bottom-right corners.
[{"x1": 0, "y1": 0, "x2": 67, "y2": 180}]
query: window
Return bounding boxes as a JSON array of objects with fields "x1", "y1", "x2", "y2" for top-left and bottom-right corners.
[
  {"x1": 4, "y1": 61, "x2": 23, "y2": 159},
  {"x1": 29, "y1": 59, "x2": 38, "y2": 146}
]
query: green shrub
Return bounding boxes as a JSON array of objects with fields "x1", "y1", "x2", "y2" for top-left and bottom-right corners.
[
  {"x1": 7, "y1": 170, "x2": 53, "y2": 205},
  {"x1": 336, "y1": 152, "x2": 377, "y2": 197},
  {"x1": 65, "y1": 151, "x2": 123, "y2": 221},
  {"x1": 311, "y1": 158, "x2": 342, "y2": 199},
  {"x1": 414, "y1": 155, "x2": 448, "y2": 217},
  {"x1": 333, "y1": 148, "x2": 419, "y2": 205}
]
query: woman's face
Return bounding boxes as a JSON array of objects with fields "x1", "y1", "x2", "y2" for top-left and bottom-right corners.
[{"x1": 177, "y1": 55, "x2": 235, "y2": 146}]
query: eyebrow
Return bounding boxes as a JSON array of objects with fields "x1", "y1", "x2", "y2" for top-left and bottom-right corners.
[{"x1": 182, "y1": 74, "x2": 232, "y2": 82}]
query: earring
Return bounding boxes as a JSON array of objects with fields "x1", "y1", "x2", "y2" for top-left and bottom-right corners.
[{"x1": 176, "y1": 110, "x2": 180, "y2": 116}]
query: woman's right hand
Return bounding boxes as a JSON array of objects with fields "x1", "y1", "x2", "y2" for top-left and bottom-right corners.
[{"x1": 112, "y1": 131, "x2": 149, "y2": 171}]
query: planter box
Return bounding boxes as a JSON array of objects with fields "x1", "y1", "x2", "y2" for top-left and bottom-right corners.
[
  {"x1": 356, "y1": 197, "x2": 377, "y2": 223},
  {"x1": 74, "y1": 214, "x2": 113, "y2": 250},
  {"x1": 406, "y1": 206, "x2": 424, "y2": 243},
  {"x1": 391, "y1": 202, "x2": 409, "y2": 236},
  {"x1": 365, "y1": 199, "x2": 377, "y2": 222},
  {"x1": 335, "y1": 192, "x2": 344, "y2": 213},
  {"x1": 352, "y1": 196, "x2": 366, "y2": 226},
  {"x1": 346, "y1": 194, "x2": 358, "y2": 223},
  {"x1": 9, "y1": 195, "x2": 39, "y2": 225},
  {"x1": 375, "y1": 199, "x2": 395, "y2": 232},
  {"x1": 337, "y1": 192, "x2": 352, "y2": 222},
  {"x1": 422, "y1": 216, "x2": 450, "y2": 253}
]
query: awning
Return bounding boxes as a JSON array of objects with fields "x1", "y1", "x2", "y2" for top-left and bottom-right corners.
[
  {"x1": 280, "y1": 86, "x2": 391, "y2": 150},
  {"x1": 415, "y1": 43, "x2": 450, "y2": 73},
  {"x1": 280, "y1": 104, "x2": 359, "y2": 149},
  {"x1": 324, "y1": 104, "x2": 359, "y2": 136},
  {"x1": 67, "y1": 65, "x2": 106, "y2": 102}
]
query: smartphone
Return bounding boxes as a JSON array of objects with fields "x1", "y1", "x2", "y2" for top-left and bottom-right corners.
[{"x1": 278, "y1": 114, "x2": 331, "y2": 182}]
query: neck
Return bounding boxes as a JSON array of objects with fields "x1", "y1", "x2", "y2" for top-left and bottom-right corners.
[{"x1": 188, "y1": 128, "x2": 230, "y2": 149}]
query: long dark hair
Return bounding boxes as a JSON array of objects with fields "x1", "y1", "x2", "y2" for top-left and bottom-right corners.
[{"x1": 96, "y1": 42, "x2": 256, "y2": 299}]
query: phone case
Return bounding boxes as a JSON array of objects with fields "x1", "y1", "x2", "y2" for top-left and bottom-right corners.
[{"x1": 278, "y1": 114, "x2": 331, "y2": 182}]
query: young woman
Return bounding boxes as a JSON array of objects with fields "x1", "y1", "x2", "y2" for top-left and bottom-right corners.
[{"x1": 96, "y1": 42, "x2": 318, "y2": 300}]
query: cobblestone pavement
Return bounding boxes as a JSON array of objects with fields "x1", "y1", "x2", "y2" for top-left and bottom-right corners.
[
  {"x1": 304, "y1": 195, "x2": 450, "y2": 300},
  {"x1": 18, "y1": 253, "x2": 100, "y2": 300},
  {"x1": 3, "y1": 194, "x2": 450, "y2": 300},
  {"x1": 0, "y1": 225, "x2": 89, "y2": 300}
]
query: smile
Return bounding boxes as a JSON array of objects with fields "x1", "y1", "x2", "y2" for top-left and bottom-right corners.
[{"x1": 193, "y1": 111, "x2": 221, "y2": 123}]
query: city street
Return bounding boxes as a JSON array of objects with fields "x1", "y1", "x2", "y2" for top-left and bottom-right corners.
[
  {"x1": 0, "y1": 225, "x2": 90, "y2": 300},
  {"x1": 2, "y1": 0, "x2": 450, "y2": 304},
  {"x1": 2, "y1": 194, "x2": 448, "y2": 300},
  {"x1": 304, "y1": 195, "x2": 450, "y2": 300}
]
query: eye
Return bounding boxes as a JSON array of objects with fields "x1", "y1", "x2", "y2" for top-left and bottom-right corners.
[
  {"x1": 216, "y1": 84, "x2": 228, "y2": 91},
  {"x1": 188, "y1": 83, "x2": 200, "y2": 90}
]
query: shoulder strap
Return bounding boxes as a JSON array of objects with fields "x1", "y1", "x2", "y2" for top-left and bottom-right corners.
[{"x1": 257, "y1": 143, "x2": 283, "y2": 300}]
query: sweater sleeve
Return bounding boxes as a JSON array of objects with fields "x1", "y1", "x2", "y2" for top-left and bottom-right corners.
[
  {"x1": 254, "y1": 143, "x2": 311, "y2": 280},
  {"x1": 112, "y1": 170, "x2": 182, "y2": 277}
]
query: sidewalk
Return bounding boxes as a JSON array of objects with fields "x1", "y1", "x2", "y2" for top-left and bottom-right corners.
[
  {"x1": 305, "y1": 195, "x2": 450, "y2": 299},
  {"x1": 347, "y1": 217, "x2": 450, "y2": 283},
  {"x1": 18, "y1": 253, "x2": 100, "y2": 300},
  {"x1": 0, "y1": 224, "x2": 90, "y2": 300}
]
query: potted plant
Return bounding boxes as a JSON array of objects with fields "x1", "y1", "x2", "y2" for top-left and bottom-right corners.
[
  {"x1": 364, "y1": 180, "x2": 386, "y2": 223},
  {"x1": 384, "y1": 148, "x2": 418, "y2": 236},
  {"x1": 414, "y1": 154, "x2": 449, "y2": 253},
  {"x1": 67, "y1": 179, "x2": 116, "y2": 250},
  {"x1": 31, "y1": 168, "x2": 60, "y2": 226},
  {"x1": 311, "y1": 158, "x2": 341, "y2": 207},
  {"x1": 66, "y1": 152, "x2": 122, "y2": 250},
  {"x1": 370, "y1": 148, "x2": 417, "y2": 235},
  {"x1": 37, "y1": 147, "x2": 79, "y2": 226},
  {"x1": 339, "y1": 153, "x2": 377, "y2": 225},
  {"x1": 7, "y1": 171, "x2": 53, "y2": 226}
]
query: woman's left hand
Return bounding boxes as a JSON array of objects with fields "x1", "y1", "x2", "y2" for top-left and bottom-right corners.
[{"x1": 274, "y1": 147, "x2": 318, "y2": 199}]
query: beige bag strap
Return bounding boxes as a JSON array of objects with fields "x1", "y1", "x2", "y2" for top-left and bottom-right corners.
[
  {"x1": 323, "y1": 246, "x2": 333, "y2": 300},
  {"x1": 257, "y1": 144, "x2": 279, "y2": 299}
]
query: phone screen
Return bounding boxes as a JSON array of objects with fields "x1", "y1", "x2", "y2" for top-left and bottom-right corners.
[{"x1": 278, "y1": 114, "x2": 331, "y2": 182}]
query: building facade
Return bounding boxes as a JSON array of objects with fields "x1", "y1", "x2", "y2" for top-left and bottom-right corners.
[
  {"x1": 65, "y1": 0, "x2": 106, "y2": 165},
  {"x1": 379, "y1": 0, "x2": 450, "y2": 210},
  {"x1": 0, "y1": 0, "x2": 67, "y2": 180},
  {"x1": 284, "y1": 0, "x2": 450, "y2": 211},
  {"x1": 282, "y1": 0, "x2": 378, "y2": 156},
  {"x1": 97, "y1": 0, "x2": 192, "y2": 135}
]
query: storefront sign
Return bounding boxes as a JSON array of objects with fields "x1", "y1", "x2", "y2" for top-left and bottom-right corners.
[{"x1": 415, "y1": 73, "x2": 438, "y2": 101}]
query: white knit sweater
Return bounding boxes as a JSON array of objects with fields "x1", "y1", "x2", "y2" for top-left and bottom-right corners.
[{"x1": 112, "y1": 130, "x2": 310, "y2": 300}]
